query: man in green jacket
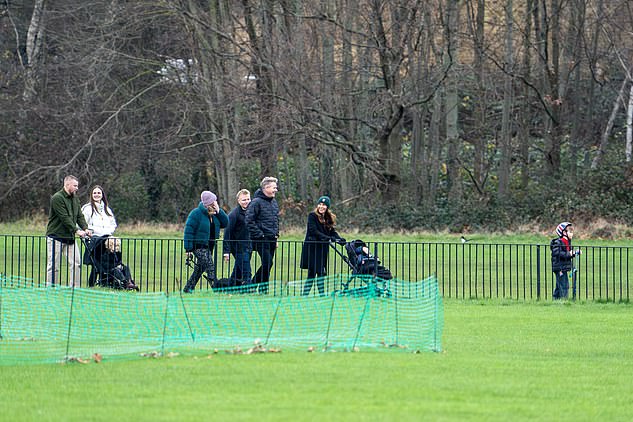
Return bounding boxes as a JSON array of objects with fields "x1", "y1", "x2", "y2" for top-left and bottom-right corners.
[{"x1": 46, "y1": 175, "x2": 91, "y2": 287}]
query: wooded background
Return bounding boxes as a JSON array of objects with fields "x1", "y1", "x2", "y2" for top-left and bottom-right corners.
[{"x1": 1, "y1": 1, "x2": 632, "y2": 230}]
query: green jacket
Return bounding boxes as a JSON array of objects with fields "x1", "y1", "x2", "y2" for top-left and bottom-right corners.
[
  {"x1": 183, "y1": 202, "x2": 229, "y2": 252},
  {"x1": 45, "y1": 188, "x2": 88, "y2": 241}
]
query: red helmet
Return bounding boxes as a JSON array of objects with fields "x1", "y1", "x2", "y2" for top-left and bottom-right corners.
[{"x1": 555, "y1": 222, "x2": 572, "y2": 237}]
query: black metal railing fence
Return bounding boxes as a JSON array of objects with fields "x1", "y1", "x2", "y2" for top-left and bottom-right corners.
[{"x1": 1, "y1": 235, "x2": 630, "y2": 302}]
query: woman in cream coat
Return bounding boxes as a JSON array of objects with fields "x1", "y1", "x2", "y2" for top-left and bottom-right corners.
[
  {"x1": 82, "y1": 185, "x2": 117, "y2": 286},
  {"x1": 82, "y1": 185, "x2": 117, "y2": 237}
]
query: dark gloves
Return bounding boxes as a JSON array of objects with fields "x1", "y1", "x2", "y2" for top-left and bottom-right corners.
[{"x1": 335, "y1": 237, "x2": 346, "y2": 245}]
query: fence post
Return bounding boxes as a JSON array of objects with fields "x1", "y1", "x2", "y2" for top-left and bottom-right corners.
[
  {"x1": 51, "y1": 239, "x2": 56, "y2": 286},
  {"x1": 536, "y1": 245, "x2": 541, "y2": 300}
]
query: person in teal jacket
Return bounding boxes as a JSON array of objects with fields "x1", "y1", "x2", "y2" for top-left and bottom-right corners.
[{"x1": 183, "y1": 191, "x2": 229, "y2": 293}]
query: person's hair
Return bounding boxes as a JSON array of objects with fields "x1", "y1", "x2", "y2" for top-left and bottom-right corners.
[
  {"x1": 88, "y1": 185, "x2": 113, "y2": 216},
  {"x1": 314, "y1": 206, "x2": 337, "y2": 230},
  {"x1": 236, "y1": 189, "x2": 250, "y2": 200},
  {"x1": 105, "y1": 237, "x2": 121, "y2": 253},
  {"x1": 260, "y1": 177, "x2": 278, "y2": 189},
  {"x1": 63, "y1": 175, "x2": 78, "y2": 185}
]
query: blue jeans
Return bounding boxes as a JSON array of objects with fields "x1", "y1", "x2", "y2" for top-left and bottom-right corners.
[
  {"x1": 230, "y1": 251, "x2": 252, "y2": 283},
  {"x1": 553, "y1": 271, "x2": 569, "y2": 299}
]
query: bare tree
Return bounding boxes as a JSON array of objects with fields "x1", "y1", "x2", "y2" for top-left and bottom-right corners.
[
  {"x1": 497, "y1": 0, "x2": 514, "y2": 201},
  {"x1": 626, "y1": 82, "x2": 633, "y2": 164},
  {"x1": 2, "y1": 0, "x2": 633, "y2": 225},
  {"x1": 591, "y1": 74, "x2": 631, "y2": 169},
  {"x1": 22, "y1": 0, "x2": 45, "y2": 103}
]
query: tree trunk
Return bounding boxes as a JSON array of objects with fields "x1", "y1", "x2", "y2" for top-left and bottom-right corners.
[
  {"x1": 592, "y1": 75, "x2": 630, "y2": 169},
  {"x1": 565, "y1": 0, "x2": 585, "y2": 183},
  {"x1": 626, "y1": 83, "x2": 633, "y2": 163},
  {"x1": 339, "y1": 0, "x2": 356, "y2": 201},
  {"x1": 534, "y1": 0, "x2": 562, "y2": 176},
  {"x1": 473, "y1": 0, "x2": 486, "y2": 190},
  {"x1": 215, "y1": 0, "x2": 238, "y2": 201},
  {"x1": 519, "y1": 0, "x2": 534, "y2": 191},
  {"x1": 445, "y1": 0, "x2": 461, "y2": 201},
  {"x1": 289, "y1": 0, "x2": 310, "y2": 200},
  {"x1": 411, "y1": 106, "x2": 429, "y2": 202},
  {"x1": 427, "y1": 92, "x2": 443, "y2": 206},
  {"x1": 497, "y1": 0, "x2": 514, "y2": 201},
  {"x1": 371, "y1": 0, "x2": 404, "y2": 202},
  {"x1": 23, "y1": 0, "x2": 46, "y2": 103}
]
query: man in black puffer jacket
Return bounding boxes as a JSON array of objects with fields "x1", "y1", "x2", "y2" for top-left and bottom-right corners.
[
  {"x1": 246, "y1": 177, "x2": 280, "y2": 294},
  {"x1": 551, "y1": 221, "x2": 581, "y2": 300}
]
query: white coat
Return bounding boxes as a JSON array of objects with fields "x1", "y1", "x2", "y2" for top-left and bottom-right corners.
[{"x1": 81, "y1": 202, "x2": 117, "y2": 236}]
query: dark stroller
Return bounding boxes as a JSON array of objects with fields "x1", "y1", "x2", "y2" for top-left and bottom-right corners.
[
  {"x1": 83, "y1": 236, "x2": 139, "y2": 291},
  {"x1": 330, "y1": 239, "x2": 392, "y2": 297}
]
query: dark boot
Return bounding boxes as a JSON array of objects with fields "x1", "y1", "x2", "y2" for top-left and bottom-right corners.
[{"x1": 126, "y1": 280, "x2": 140, "y2": 291}]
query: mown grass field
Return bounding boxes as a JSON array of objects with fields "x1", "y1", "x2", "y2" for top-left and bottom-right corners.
[{"x1": 1, "y1": 299, "x2": 632, "y2": 421}]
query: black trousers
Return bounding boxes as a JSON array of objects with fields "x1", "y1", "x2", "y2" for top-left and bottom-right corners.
[
  {"x1": 252, "y1": 239, "x2": 276, "y2": 294},
  {"x1": 302, "y1": 269, "x2": 326, "y2": 296},
  {"x1": 88, "y1": 267, "x2": 98, "y2": 287},
  {"x1": 185, "y1": 248, "x2": 216, "y2": 292}
]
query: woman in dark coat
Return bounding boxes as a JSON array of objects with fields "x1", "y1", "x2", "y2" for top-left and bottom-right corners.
[{"x1": 300, "y1": 196, "x2": 345, "y2": 295}]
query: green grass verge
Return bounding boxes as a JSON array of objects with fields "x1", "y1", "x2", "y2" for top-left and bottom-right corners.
[
  {"x1": 1, "y1": 300, "x2": 631, "y2": 421},
  {"x1": 2, "y1": 218, "x2": 632, "y2": 245}
]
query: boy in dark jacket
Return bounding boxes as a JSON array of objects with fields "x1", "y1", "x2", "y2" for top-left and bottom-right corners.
[
  {"x1": 183, "y1": 191, "x2": 229, "y2": 293},
  {"x1": 551, "y1": 222, "x2": 581, "y2": 299},
  {"x1": 223, "y1": 189, "x2": 252, "y2": 285}
]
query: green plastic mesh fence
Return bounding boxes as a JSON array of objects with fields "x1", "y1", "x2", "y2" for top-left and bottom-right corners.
[{"x1": 0, "y1": 274, "x2": 442, "y2": 364}]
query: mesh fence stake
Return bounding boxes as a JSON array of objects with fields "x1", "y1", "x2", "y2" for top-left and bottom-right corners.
[
  {"x1": 161, "y1": 293, "x2": 169, "y2": 355},
  {"x1": 265, "y1": 295, "x2": 284, "y2": 346},
  {"x1": 178, "y1": 292, "x2": 195, "y2": 343},
  {"x1": 173, "y1": 269, "x2": 195, "y2": 343},
  {"x1": 65, "y1": 286, "x2": 77, "y2": 360},
  {"x1": 352, "y1": 290, "x2": 372, "y2": 350},
  {"x1": 394, "y1": 281, "x2": 399, "y2": 345},
  {"x1": 0, "y1": 281, "x2": 3, "y2": 340},
  {"x1": 434, "y1": 280, "x2": 440, "y2": 352},
  {"x1": 324, "y1": 293, "x2": 337, "y2": 350}
]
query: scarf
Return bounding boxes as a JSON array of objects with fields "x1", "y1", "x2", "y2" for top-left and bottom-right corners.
[{"x1": 560, "y1": 236, "x2": 571, "y2": 252}]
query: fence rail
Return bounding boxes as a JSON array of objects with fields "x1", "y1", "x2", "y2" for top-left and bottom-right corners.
[{"x1": 1, "y1": 235, "x2": 631, "y2": 302}]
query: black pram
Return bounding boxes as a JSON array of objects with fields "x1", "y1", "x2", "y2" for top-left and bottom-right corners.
[
  {"x1": 330, "y1": 239, "x2": 392, "y2": 296},
  {"x1": 344, "y1": 239, "x2": 393, "y2": 280},
  {"x1": 83, "y1": 236, "x2": 139, "y2": 290}
]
